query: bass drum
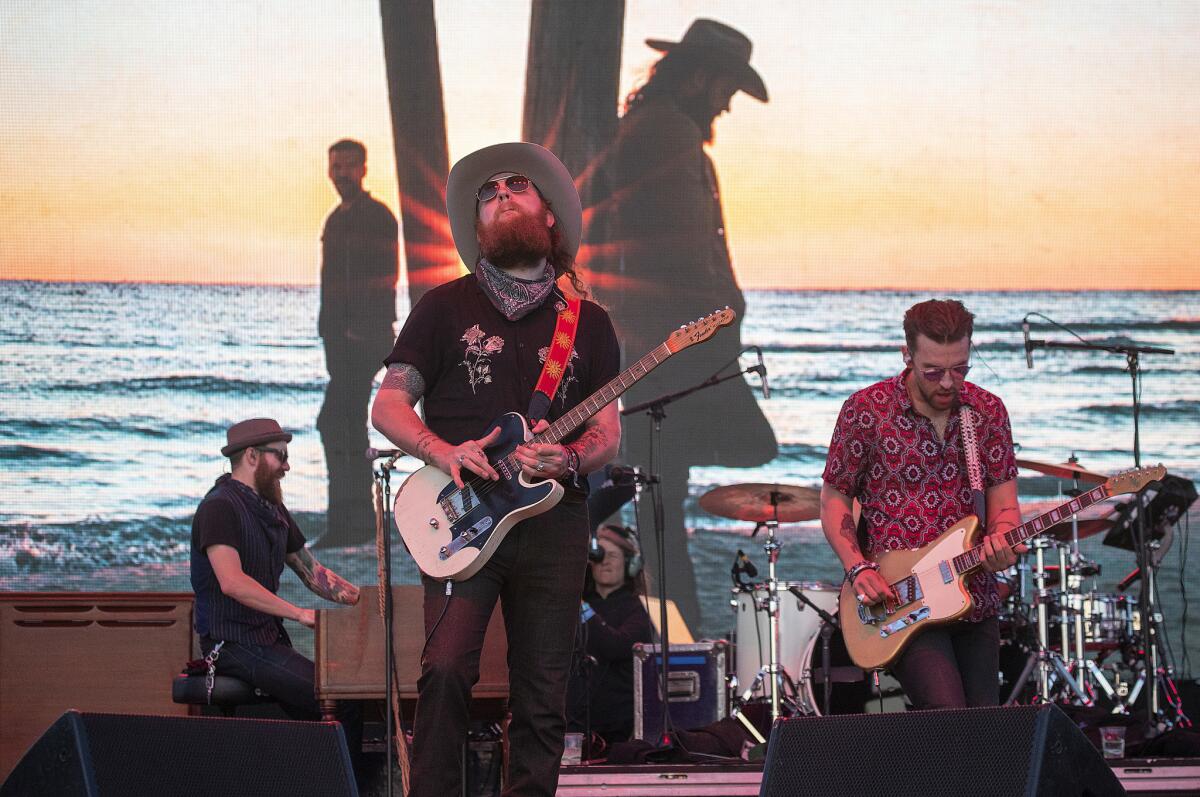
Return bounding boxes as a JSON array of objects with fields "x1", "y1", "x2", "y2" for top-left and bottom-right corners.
[
  {"x1": 798, "y1": 616, "x2": 872, "y2": 715},
  {"x1": 733, "y1": 582, "x2": 838, "y2": 700}
]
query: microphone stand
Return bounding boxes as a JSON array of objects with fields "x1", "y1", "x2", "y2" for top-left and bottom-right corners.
[
  {"x1": 621, "y1": 359, "x2": 761, "y2": 744},
  {"x1": 1025, "y1": 326, "x2": 1175, "y2": 734},
  {"x1": 372, "y1": 451, "x2": 404, "y2": 797},
  {"x1": 787, "y1": 586, "x2": 840, "y2": 716}
]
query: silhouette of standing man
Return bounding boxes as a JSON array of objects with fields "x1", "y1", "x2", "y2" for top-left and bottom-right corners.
[
  {"x1": 317, "y1": 139, "x2": 398, "y2": 547},
  {"x1": 594, "y1": 20, "x2": 777, "y2": 630}
]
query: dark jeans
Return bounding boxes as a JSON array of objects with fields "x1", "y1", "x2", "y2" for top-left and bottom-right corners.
[
  {"x1": 889, "y1": 617, "x2": 1001, "y2": 710},
  {"x1": 200, "y1": 635, "x2": 362, "y2": 764},
  {"x1": 410, "y1": 500, "x2": 589, "y2": 797},
  {"x1": 317, "y1": 333, "x2": 392, "y2": 546}
]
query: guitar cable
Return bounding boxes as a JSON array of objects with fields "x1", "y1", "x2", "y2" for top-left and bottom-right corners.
[{"x1": 418, "y1": 580, "x2": 455, "y2": 664}]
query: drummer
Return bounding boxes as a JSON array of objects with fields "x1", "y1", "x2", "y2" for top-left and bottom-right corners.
[
  {"x1": 566, "y1": 525, "x2": 653, "y2": 752},
  {"x1": 820, "y1": 299, "x2": 1023, "y2": 710}
]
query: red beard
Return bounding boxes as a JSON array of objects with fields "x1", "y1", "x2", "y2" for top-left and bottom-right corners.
[
  {"x1": 254, "y1": 457, "x2": 285, "y2": 505},
  {"x1": 476, "y1": 207, "x2": 552, "y2": 268}
]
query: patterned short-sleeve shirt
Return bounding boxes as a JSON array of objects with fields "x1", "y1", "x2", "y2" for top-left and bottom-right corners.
[{"x1": 822, "y1": 371, "x2": 1019, "y2": 621}]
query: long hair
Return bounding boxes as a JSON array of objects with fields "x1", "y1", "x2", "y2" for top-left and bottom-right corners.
[
  {"x1": 544, "y1": 199, "x2": 588, "y2": 298},
  {"x1": 623, "y1": 49, "x2": 719, "y2": 142}
]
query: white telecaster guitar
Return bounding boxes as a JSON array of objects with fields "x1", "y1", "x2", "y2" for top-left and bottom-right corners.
[{"x1": 394, "y1": 308, "x2": 736, "y2": 581}]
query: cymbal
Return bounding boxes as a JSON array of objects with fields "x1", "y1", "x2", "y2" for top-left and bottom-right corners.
[
  {"x1": 699, "y1": 483, "x2": 821, "y2": 524},
  {"x1": 1016, "y1": 458, "x2": 1108, "y2": 484}
]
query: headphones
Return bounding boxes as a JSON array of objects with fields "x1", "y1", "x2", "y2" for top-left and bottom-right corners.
[{"x1": 594, "y1": 525, "x2": 643, "y2": 581}]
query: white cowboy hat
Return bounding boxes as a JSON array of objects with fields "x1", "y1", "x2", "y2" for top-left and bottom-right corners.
[{"x1": 445, "y1": 142, "x2": 582, "y2": 272}]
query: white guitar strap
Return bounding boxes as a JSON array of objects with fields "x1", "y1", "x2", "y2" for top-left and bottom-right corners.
[{"x1": 959, "y1": 405, "x2": 987, "y2": 518}]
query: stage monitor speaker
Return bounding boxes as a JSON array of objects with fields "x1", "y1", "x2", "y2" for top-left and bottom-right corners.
[
  {"x1": 759, "y1": 704, "x2": 1123, "y2": 797},
  {"x1": 0, "y1": 710, "x2": 357, "y2": 797}
]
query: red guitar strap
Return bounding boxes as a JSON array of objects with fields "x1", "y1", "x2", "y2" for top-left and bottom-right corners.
[{"x1": 526, "y1": 296, "x2": 582, "y2": 423}]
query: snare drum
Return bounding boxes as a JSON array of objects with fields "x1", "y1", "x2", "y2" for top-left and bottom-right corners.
[
  {"x1": 1081, "y1": 593, "x2": 1134, "y2": 647},
  {"x1": 733, "y1": 582, "x2": 838, "y2": 699}
]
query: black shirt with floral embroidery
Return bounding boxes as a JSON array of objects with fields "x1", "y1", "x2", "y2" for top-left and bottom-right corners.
[{"x1": 385, "y1": 275, "x2": 621, "y2": 453}]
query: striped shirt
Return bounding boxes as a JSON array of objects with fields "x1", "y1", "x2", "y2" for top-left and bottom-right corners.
[{"x1": 190, "y1": 475, "x2": 305, "y2": 644}]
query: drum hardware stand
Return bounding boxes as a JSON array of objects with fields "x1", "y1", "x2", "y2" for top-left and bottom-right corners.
[
  {"x1": 786, "y1": 585, "x2": 840, "y2": 716},
  {"x1": 1025, "y1": 316, "x2": 1176, "y2": 733},
  {"x1": 1005, "y1": 537, "x2": 1091, "y2": 705}
]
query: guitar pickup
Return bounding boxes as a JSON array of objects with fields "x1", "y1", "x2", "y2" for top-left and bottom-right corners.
[
  {"x1": 856, "y1": 576, "x2": 922, "y2": 625},
  {"x1": 878, "y1": 606, "x2": 931, "y2": 638}
]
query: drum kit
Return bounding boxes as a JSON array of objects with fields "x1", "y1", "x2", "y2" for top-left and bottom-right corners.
[
  {"x1": 698, "y1": 456, "x2": 1191, "y2": 729},
  {"x1": 699, "y1": 482, "x2": 867, "y2": 725}
]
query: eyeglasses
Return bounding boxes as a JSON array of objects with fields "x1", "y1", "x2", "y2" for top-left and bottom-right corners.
[
  {"x1": 254, "y1": 446, "x2": 289, "y2": 463},
  {"x1": 476, "y1": 174, "x2": 532, "y2": 202},
  {"x1": 916, "y1": 364, "x2": 971, "y2": 383}
]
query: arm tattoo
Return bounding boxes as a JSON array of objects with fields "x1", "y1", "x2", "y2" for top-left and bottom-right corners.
[
  {"x1": 415, "y1": 429, "x2": 441, "y2": 464},
  {"x1": 379, "y1": 363, "x2": 425, "y2": 403},
  {"x1": 838, "y1": 514, "x2": 864, "y2": 557},
  {"x1": 287, "y1": 548, "x2": 359, "y2": 605},
  {"x1": 571, "y1": 425, "x2": 609, "y2": 461}
]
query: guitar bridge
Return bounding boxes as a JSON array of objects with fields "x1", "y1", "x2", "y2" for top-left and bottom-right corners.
[
  {"x1": 856, "y1": 575, "x2": 922, "y2": 625},
  {"x1": 439, "y1": 516, "x2": 494, "y2": 560}
]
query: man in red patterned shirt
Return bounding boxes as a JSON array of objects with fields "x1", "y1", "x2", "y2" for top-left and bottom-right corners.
[{"x1": 820, "y1": 299, "x2": 1023, "y2": 709}]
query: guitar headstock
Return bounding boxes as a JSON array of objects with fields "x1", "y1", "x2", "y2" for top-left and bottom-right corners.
[
  {"x1": 666, "y1": 307, "x2": 736, "y2": 353},
  {"x1": 1105, "y1": 464, "x2": 1167, "y2": 497}
]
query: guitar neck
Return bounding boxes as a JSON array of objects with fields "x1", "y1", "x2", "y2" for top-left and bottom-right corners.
[
  {"x1": 533, "y1": 342, "x2": 674, "y2": 445},
  {"x1": 953, "y1": 482, "x2": 1111, "y2": 576}
]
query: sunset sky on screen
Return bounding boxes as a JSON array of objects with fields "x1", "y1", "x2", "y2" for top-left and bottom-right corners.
[{"x1": 2, "y1": 1, "x2": 1198, "y2": 289}]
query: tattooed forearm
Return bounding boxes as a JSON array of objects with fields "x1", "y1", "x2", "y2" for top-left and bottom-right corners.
[
  {"x1": 415, "y1": 429, "x2": 441, "y2": 464},
  {"x1": 379, "y1": 363, "x2": 425, "y2": 403},
  {"x1": 287, "y1": 548, "x2": 360, "y2": 605}
]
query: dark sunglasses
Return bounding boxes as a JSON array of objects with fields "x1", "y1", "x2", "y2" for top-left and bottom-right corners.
[
  {"x1": 476, "y1": 174, "x2": 532, "y2": 202},
  {"x1": 254, "y1": 446, "x2": 289, "y2": 463},
  {"x1": 917, "y1": 364, "x2": 971, "y2": 382}
]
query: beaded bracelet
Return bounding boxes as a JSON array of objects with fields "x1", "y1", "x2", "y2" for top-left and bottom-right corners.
[{"x1": 844, "y1": 559, "x2": 879, "y2": 585}]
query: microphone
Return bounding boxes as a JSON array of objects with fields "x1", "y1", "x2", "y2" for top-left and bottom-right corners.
[
  {"x1": 752, "y1": 347, "x2": 770, "y2": 400},
  {"x1": 587, "y1": 528, "x2": 604, "y2": 562},
  {"x1": 734, "y1": 549, "x2": 758, "y2": 578},
  {"x1": 608, "y1": 464, "x2": 643, "y2": 485},
  {"x1": 1022, "y1": 319, "x2": 1034, "y2": 369},
  {"x1": 365, "y1": 447, "x2": 405, "y2": 460}
]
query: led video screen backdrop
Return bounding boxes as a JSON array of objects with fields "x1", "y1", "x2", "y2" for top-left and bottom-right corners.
[{"x1": 2, "y1": 2, "x2": 1198, "y2": 676}]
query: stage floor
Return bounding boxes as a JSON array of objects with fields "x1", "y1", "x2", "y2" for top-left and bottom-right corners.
[{"x1": 556, "y1": 758, "x2": 1200, "y2": 796}]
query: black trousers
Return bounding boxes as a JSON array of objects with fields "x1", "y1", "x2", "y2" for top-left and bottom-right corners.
[
  {"x1": 889, "y1": 616, "x2": 1001, "y2": 710},
  {"x1": 409, "y1": 500, "x2": 589, "y2": 797},
  {"x1": 317, "y1": 333, "x2": 390, "y2": 546}
]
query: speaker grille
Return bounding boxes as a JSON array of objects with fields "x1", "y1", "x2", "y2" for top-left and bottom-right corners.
[{"x1": 759, "y1": 705, "x2": 1122, "y2": 797}]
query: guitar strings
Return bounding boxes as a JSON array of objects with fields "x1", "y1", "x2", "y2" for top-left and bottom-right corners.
[{"x1": 448, "y1": 344, "x2": 674, "y2": 507}]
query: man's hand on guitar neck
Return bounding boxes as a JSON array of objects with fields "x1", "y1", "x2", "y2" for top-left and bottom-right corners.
[
  {"x1": 513, "y1": 419, "x2": 570, "y2": 480},
  {"x1": 980, "y1": 530, "x2": 1023, "y2": 572}
]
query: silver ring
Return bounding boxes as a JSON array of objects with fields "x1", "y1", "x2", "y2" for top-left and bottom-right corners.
[
  {"x1": 536, "y1": 463, "x2": 545, "y2": 472},
  {"x1": 456, "y1": 453, "x2": 465, "y2": 465},
  {"x1": 856, "y1": 593, "x2": 866, "y2": 602}
]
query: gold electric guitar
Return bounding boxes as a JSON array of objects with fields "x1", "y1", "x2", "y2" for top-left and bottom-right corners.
[{"x1": 840, "y1": 465, "x2": 1165, "y2": 670}]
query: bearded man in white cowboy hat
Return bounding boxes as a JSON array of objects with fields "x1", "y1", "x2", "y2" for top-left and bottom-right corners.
[
  {"x1": 590, "y1": 18, "x2": 777, "y2": 630},
  {"x1": 372, "y1": 143, "x2": 621, "y2": 796}
]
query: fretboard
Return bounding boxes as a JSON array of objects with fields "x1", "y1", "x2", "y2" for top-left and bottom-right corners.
[
  {"x1": 952, "y1": 482, "x2": 1111, "y2": 575},
  {"x1": 532, "y1": 341, "x2": 674, "y2": 445}
]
